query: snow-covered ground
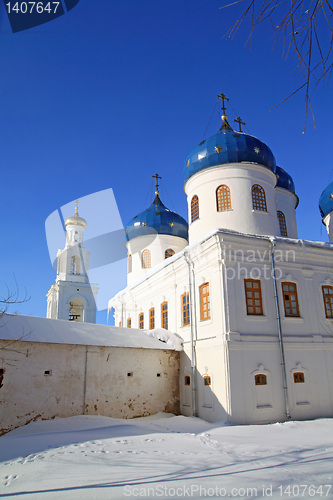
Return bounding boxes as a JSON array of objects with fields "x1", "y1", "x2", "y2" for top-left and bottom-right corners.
[{"x1": 0, "y1": 414, "x2": 332, "y2": 499}]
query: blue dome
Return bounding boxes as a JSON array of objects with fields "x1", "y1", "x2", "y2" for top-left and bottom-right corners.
[
  {"x1": 184, "y1": 124, "x2": 276, "y2": 183},
  {"x1": 275, "y1": 166, "x2": 296, "y2": 193},
  {"x1": 126, "y1": 195, "x2": 188, "y2": 242},
  {"x1": 319, "y1": 181, "x2": 333, "y2": 218}
]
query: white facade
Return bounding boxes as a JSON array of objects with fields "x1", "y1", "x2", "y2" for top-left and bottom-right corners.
[
  {"x1": 275, "y1": 187, "x2": 298, "y2": 239},
  {"x1": 127, "y1": 234, "x2": 187, "y2": 286},
  {"x1": 323, "y1": 213, "x2": 333, "y2": 243},
  {"x1": 185, "y1": 163, "x2": 281, "y2": 243},
  {"x1": 47, "y1": 204, "x2": 98, "y2": 323},
  {"x1": 109, "y1": 113, "x2": 333, "y2": 425},
  {"x1": 110, "y1": 230, "x2": 333, "y2": 424}
]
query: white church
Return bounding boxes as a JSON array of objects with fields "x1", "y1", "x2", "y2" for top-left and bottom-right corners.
[
  {"x1": 1, "y1": 95, "x2": 333, "y2": 433},
  {"x1": 109, "y1": 95, "x2": 333, "y2": 424}
]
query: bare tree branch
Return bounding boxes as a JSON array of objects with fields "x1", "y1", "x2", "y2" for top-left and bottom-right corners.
[{"x1": 221, "y1": 0, "x2": 332, "y2": 129}]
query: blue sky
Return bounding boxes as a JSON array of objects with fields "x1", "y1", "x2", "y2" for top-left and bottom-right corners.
[{"x1": 0, "y1": 0, "x2": 332, "y2": 324}]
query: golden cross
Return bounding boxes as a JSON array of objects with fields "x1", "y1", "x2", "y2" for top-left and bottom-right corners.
[
  {"x1": 152, "y1": 173, "x2": 161, "y2": 195},
  {"x1": 217, "y1": 93, "x2": 229, "y2": 116},
  {"x1": 234, "y1": 116, "x2": 246, "y2": 132}
]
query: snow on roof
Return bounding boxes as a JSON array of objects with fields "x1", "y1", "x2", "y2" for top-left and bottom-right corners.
[{"x1": 0, "y1": 314, "x2": 183, "y2": 351}]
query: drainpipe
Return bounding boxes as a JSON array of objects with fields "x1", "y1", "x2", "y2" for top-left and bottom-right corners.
[
  {"x1": 184, "y1": 251, "x2": 198, "y2": 417},
  {"x1": 270, "y1": 239, "x2": 291, "y2": 420},
  {"x1": 82, "y1": 345, "x2": 88, "y2": 415}
]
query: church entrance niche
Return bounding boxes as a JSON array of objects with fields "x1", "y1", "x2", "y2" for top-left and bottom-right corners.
[{"x1": 69, "y1": 298, "x2": 84, "y2": 322}]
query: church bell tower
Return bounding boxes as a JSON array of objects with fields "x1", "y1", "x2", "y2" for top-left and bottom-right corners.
[{"x1": 46, "y1": 201, "x2": 98, "y2": 323}]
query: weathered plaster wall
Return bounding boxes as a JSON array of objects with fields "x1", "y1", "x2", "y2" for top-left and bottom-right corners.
[{"x1": 0, "y1": 340, "x2": 180, "y2": 435}]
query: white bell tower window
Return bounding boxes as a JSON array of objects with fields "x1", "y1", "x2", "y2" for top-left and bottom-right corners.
[{"x1": 71, "y1": 256, "x2": 80, "y2": 275}]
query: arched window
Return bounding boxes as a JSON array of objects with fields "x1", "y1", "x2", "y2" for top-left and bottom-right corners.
[
  {"x1": 161, "y1": 301, "x2": 168, "y2": 329},
  {"x1": 142, "y1": 249, "x2": 151, "y2": 268},
  {"x1": 139, "y1": 313, "x2": 144, "y2": 329},
  {"x1": 216, "y1": 185, "x2": 232, "y2": 212},
  {"x1": 191, "y1": 195, "x2": 199, "y2": 222},
  {"x1": 128, "y1": 254, "x2": 132, "y2": 273},
  {"x1": 252, "y1": 184, "x2": 267, "y2": 211},
  {"x1": 149, "y1": 307, "x2": 155, "y2": 329},
  {"x1": 165, "y1": 248, "x2": 175, "y2": 259},
  {"x1": 199, "y1": 283, "x2": 210, "y2": 320},
  {"x1": 322, "y1": 285, "x2": 333, "y2": 318},
  {"x1": 70, "y1": 256, "x2": 80, "y2": 275},
  {"x1": 69, "y1": 298, "x2": 84, "y2": 322},
  {"x1": 127, "y1": 318, "x2": 131, "y2": 328},
  {"x1": 255, "y1": 374, "x2": 267, "y2": 385},
  {"x1": 277, "y1": 211, "x2": 288, "y2": 237},
  {"x1": 282, "y1": 282, "x2": 300, "y2": 317}
]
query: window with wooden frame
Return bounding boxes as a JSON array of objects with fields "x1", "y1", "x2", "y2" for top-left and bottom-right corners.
[
  {"x1": 185, "y1": 376, "x2": 191, "y2": 386},
  {"x1": 149, "y1": 307, "x2": 155, "y2": 329},
  {"x1": 282, "y1": 282, "x2": 300, "y2": 317},
  {"x1": 255, "y1": 374, "x2": 267, "y2": 385},
  {"x1": 141, "y1": 249, "x2": 151, "y2": 269},
  {"x1": 252, "y1": 184, "x2": 267, "y2": 211},
  {"x1": 139, "y1": 313, "x2": 144, "y2": 329},
  {"x1": 277, "y1": 211, "x2": 288, "y2": 237},
  {"x1": 216, "y1": 184, "x2": 232, "y2": 212},
  {"x1": 204, "y1": 375, "x2": 211, "y2": 386},
  {"x1": 322, "y1": 286, "x2": 333, "y2": 318},
  {"x1": 127, "y1": 318, "x2": 131, "y2": 328},
  {"x1": 161, "y1": 301, "x2": 168, "y2": 330},
  {"x1": 293, "y1": 372, "x2": 305, "y2": 383},
  {"x1": 181, "y1": 292, "x2": 190, "y2": 326},
  {"x1": 191, "y1": 195, "x2": 199, "y2": 222},
  {"x1": 128, "y1": 254, "x2": 132, "y2": 273},
  {"x1": 199, "y1": 283, "x2": 210, "y2": 321},
  {"x1": 244, "y1": 279, "x2": 263, "y2": 315},
  {"x1": 165, "y1": 248, "x2": 175, "y2": 259}
]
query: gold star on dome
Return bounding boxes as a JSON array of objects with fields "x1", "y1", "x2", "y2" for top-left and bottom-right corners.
[
  {"x1": 330, "y1": 194, "x2": 333, "y2": 199},
  {"x1": 254, "y1": 147, "x2": 260, "y2": 154},
  {"x1": 215, "y1": 146, "x2": 222, "y2": 153},
  {"x1": 187, "y1": 159, "x2": 190, "y2": 167},
  {"x1": 142, "y1": 222, "x2": 147, "y2": 226},
  {"x1": 169, "y1": 222, "x2": 174, "y2": 227}
]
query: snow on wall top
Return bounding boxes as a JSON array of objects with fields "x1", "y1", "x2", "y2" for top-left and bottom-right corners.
[{"x1": 0, "y1": 314, "x2": 183, "y2": 351}]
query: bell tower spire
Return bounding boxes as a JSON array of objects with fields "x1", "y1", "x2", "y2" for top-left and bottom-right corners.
[{"x1": 46, "y1": 201, "x2": 98, "y2": 324}]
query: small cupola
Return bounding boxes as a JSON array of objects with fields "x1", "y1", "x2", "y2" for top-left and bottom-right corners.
[{"x1": 125, "y1": 174, "x2": 188, "y2": 285}]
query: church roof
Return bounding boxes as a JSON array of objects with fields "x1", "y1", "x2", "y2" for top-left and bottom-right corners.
[
  {"x1": 125, "y1": 194, "x2": 188, "y2": 242},
  {"x1": 319, "y1": 181, "x2": 333, "y2": 218},
  {"x1": 183, "y1": 123, "x2": 276, "y2": 183},
  {"x1": 275, "y1": 166, "x2": 296, "y2": 194}
]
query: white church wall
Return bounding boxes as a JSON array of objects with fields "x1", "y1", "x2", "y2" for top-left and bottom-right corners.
[
  {"x1": 323, "y1": 213, "x2": 333, "y2": 243},
  {"x1": 184, "y1": 164, "x2": 280, "y2": 244},
  {"x1": 126, "y1": 234, "x2": 187, "y2": 286},
  {"x1": 0, "y1": 339, "x2": 180, "y2": 435},
  {"x1": 275, "y1": 187, "x2": 298, "y2": 238},
  {"x1": 111, "y1": 229, "x2": 333, "y2": 424},
  {"x1": 55, "y1": 282, "x2": 98, "y2": 324}
]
